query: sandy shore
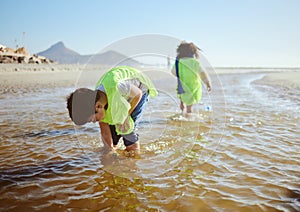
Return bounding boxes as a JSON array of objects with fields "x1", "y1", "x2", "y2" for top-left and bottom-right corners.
[
  {"x1": 253, "y1": 71, "x2": 300, "y2": 90},
  {"x1": 1, "y1": 64, "x2": 299, "y2": 96},
  {"x1": 0, "y1": 64, "x2": 109, "y2": 95},
  {"x1": 252, "y1": 70, "x2": 300, "y2": 103}
]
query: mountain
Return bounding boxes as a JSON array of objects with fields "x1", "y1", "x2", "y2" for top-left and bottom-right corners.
[
  {"x1": 37, "y1": 41, "x2": 142, "y2": 66},
  {"x1": 37, "y1": 41, "x2": 80, "y2": 64}
]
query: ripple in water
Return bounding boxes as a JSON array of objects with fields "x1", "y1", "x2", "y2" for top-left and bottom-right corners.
[{"x1": 0, "y1": 74, "x2": 299, "y2": 211}]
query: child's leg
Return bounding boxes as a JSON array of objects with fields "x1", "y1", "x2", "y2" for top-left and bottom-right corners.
[
  {"x1": 109, "y1": 125, "x2": 122, "y2": 147},
  {"x1": 131, "y1": 93, "x2": 149, "y2": 122},
  {"x1": 180, "y1": 101, "x2": 185, "y2": 112},
  {"x1": 125, "y1": 141, "x2": 140, "y2": 151},
  {"x1": 122, "y1": 92, "x2": 149, "y2": 152},
  {"x1": 186, "y1": 105, "x2": 193, "y2": 113},
  {"x1": 122, "y1": 127, "x2": 140, "y2": 153}
]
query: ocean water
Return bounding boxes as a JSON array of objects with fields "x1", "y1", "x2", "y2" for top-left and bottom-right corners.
[{"x1": 0, "y1": 72, "x2": 299, "y2": 211}]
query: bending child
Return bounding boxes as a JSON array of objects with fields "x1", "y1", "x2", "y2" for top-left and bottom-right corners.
[{"x1": 67, "y1": 66, "x2": 157, "y2": 154}]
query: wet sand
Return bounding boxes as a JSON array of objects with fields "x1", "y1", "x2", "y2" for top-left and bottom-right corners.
[
  {"x1": 254, "y1": 71, "x2": 300, "y2": 89},
  {"x1": 253, "y1": 70, "x2": 300, "y2": 103},
  {"x1": 1, "y1": 64, "x2": 299, "y2": 93},
  {"x1": 0, "y1": 64, "x2": 91, "y2": 92},
  {"x1": 0, "y1": 64, "x2": 172, "y2": 95}
]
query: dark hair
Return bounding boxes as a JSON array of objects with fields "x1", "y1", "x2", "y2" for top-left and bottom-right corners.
[
  {"x1": 176, "y1": 41, "x2": 200, "y2": 59},
  {"x1": 66, "y1": 88, "x2": 100, "y2": 125}
]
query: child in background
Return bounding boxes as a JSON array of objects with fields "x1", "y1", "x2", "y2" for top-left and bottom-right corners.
[{"x1": 171, "y1": 41, "x2": 211, "y2": 115}]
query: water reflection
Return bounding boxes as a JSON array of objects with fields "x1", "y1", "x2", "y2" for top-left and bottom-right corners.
[{"x1": 0, "y1": 73, "x2": 299, "y2": 211}]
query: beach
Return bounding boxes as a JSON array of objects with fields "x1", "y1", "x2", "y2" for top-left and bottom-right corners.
[
  {"x1": 0, "y1": 64, "x2": 95, "y2": 94},
  {"x1": 0, "y1": 64, "x2": 173, "y2": 95},
  {"x1": 0, "y1": 64, "x2": 299, "y2": 211},
  {"x1": 256, "y1": 71, "x2": 300, "y2": 89},
  {"x1": 1, "y1": 64, "x2": 300, "y2": 93}
]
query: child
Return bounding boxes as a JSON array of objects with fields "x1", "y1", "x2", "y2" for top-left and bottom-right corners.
[
  {"x1": 171, "y1": 41, "x2": 211, "y2": 115},
  {"x1": 67, "y1": 66, "x2": 157, "y2": 154}
]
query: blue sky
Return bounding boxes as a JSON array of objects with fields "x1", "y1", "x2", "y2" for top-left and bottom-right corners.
[{"x1": 1, "y1": 0, "x2": 299, "y2": 67}]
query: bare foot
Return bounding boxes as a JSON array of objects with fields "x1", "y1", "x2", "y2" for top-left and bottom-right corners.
[{"x1": 183, "y1": 112, "x2": 193, "y2": 118}]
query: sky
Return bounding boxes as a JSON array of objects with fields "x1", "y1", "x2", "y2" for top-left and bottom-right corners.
[{"x1": 1, "y1": 0, "x2": 300, "y2": 67}]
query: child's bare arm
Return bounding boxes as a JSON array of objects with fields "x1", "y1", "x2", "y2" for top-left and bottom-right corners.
[
  {"x1": 200, "y1": 71, "x2": 211, "y2": 91},
  {"x1": 99, "y1": 122, "x2": 114, "y2": 151},
  {"x1": 127, "y1": 84, "x2": 142, "y2": 115},
  {"x1": 171, "y1": 65, "x2": 176, "y2": 76}
]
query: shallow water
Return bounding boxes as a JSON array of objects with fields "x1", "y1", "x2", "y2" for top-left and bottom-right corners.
[{"x1": 0, "y1": 72, "x2": 299, "y2": 211}]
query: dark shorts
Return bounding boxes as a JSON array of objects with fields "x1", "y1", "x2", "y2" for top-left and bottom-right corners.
[{"x1": 109, "y1": 92, "x2": 149, "y2": 146}]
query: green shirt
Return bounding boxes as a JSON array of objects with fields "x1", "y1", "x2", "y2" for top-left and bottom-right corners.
[
  {"x1": 95, "y1": 66, "x2": 157, "y2": 134},
  {"x1": 176, "y1": 58, "x2": 202, "y2": 105}
]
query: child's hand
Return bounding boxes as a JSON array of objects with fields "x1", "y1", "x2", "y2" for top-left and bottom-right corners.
[
  {"x1": 207, "y1": 84, "x2": 211, "y2": 92},
  {"x1": 101, "y1": 149, "x2": 119, "y2": 165},
  {"x1": 116, "y1": 116, "x2": 131, "y2": 134}
]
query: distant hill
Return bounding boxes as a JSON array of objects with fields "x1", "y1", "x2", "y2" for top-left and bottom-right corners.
[
  {"x1": 37, "y1": 41, "x2": 80, "y2": 64},
  {"x1": 37, "y1": 41, "x2": 142, "y2": 66}
]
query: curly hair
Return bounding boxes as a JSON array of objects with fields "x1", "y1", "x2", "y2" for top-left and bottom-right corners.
[{"x1": 176, "y1": 41, "x2": 200, "y2": 59}]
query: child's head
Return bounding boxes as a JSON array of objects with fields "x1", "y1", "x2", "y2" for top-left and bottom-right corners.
[
  {"x1": 66, "y1": 88, "x2": 100, "y2": 125},
  {"x1": 176, "y1": 41, "x2": 200, "y2": 59}
]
